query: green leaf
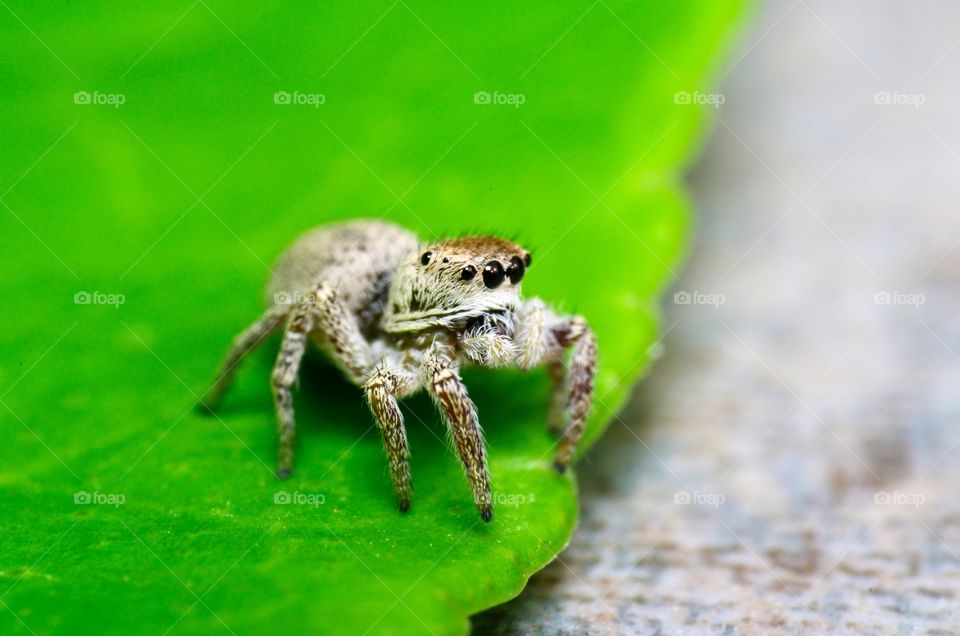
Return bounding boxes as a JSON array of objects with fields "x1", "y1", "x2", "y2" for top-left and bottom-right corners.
[{"x1": 0, "y1": 2, "x2": 745, "y2": 634}]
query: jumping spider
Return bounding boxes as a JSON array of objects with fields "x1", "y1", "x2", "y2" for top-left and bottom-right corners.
[{"x1": 201, "y1": 220, "x2": 597, "y2": 522}]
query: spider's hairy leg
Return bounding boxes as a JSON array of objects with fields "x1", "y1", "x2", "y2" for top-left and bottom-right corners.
[
  {"x1": 200, "y1": 304, "x2": 289, "y2": 412},
  {"x1": 310, "y1": 284, "x2": 373, "y2": 385},
  {"x1": 514, "y1": 298, "x2": 547, "y2": 370},
  {"x1": 551, "y1": 316, "x2": 597, "y2": 472},
  {"x1": 272, "y1": 305, "x2": 315, "y2": 479},
  {"x1": 424, "y1": 347, "x2": 493, "y2": 522},
  {"x1": 514, "y1": 299, "x2": 598, "y2": 471},
  {"x1": 273, "y1": 282, "x2": 376, "y2": 479},
  {"x1": 364, "y1": 359, "x2": 419, "y2": 512}
]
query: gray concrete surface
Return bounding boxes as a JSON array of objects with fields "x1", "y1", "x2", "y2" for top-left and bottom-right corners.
[{"x1": 475, "y1": 1, "x2": 960, "y2": 633}]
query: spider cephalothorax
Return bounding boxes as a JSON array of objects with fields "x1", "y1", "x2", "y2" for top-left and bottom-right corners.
[
  {"x1": 201, "y1": 220, "x2": 597, "y2": 522},
  {"x1": 381, "y1": 237, "x2": 531, "y2": 333}
]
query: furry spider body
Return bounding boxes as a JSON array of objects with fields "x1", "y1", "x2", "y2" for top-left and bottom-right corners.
[{"x1": 202, "y1": 220, "x2": 597, "y2": 522}]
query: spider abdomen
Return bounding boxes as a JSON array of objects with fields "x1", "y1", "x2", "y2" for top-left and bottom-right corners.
[{"x1": 266, "y1": 220, "x2": 418, "y2": 335}]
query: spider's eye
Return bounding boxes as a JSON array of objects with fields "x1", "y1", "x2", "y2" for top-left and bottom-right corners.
[
  {"x1": 482, "y1": 261, "x2": 505, "y2": 289},
  {"x1": 460, "y1": 265, "x2": 477, "y2": 281},
  {"x1": 420, "y1": 251, "x2": 432, "y2": 265},
  {"x1": 506, "y1": 256, "x2": 525, "y2": 284},
  {"x1": 524, "y1": 253, "x2": 532, "y2": 267}
]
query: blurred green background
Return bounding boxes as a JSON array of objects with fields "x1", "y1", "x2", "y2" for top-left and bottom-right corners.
[{"x1": 0, "y1": 2, "x2": 744, "y2": 634}]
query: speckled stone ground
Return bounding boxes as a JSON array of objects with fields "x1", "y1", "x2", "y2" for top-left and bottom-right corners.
[{"x1": 474, "y1": 1, "x2": 960, "y2": 633}]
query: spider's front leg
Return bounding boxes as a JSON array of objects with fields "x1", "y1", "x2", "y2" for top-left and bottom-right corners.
[
  {"x1": 552, "y1": 316, "x2": 597, "y2": 470},
  {"x1": 423, "y1": 345, "x2": 493, "y2": 522},
  {"x1": 514, "y1": 299, "x2": 598, "y2": 472},
  {"x1": 364, "y1": 358, "x2": 419, "y2": 512}
]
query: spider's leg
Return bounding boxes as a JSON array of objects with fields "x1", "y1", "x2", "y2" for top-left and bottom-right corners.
[
  {"x1": 309, "y1": 284, "x2": 373, "y2": 385},
  {"x1": 201, "y1": 304, "x2": 289, "y2": 411},
  {"x1": 513, "y1": 299, "x2": 597, "y2": 470},
  {"x1": 312, "y1": 279, "x2": 422, "y2": 515},
  {"x1": 551, "y1": 316, "x2": 597, "y2": 472},
  {"x1": 272, "y1": 304, "x2": 315, "y2": 479},
  {"x1": 514, "y1": 298, "x2": 547, "y2": 370},
  {"x1": 272, "y1": 282, "x2": 376, "y2": 480},
  {"x1": 364, "y1": 359, "x2": 419, "y2": 512},
  {"x1": 424, "y1": 347, "x2": 493, "y2": 522}
]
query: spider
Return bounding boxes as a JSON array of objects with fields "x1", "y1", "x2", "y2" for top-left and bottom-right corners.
[{"x1": 200, "y1": 220, "x2": 597, "y2": 522}]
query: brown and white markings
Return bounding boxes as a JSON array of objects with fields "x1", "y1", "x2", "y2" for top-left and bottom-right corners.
[{"x1": 201, "y1": 220, "x2": 597, "y2": 522}]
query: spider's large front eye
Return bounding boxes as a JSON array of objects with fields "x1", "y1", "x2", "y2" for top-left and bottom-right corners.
[
  {"x1": 420, "y1": 251, "x2": 432, "y2": 265},
  {"x1": 460, "y1": 265, "x2": 477, "y2": 281},
  {"x1": 506, "y1": 256, "x2": 525, "y2": 284},
  {"x1": 482, "y1": 261, "x2": 505, "y2": 289}
]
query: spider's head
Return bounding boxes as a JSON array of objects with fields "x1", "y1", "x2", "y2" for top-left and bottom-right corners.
[{"x1": 381, "y1": 236, "x2": 531, "y2": 333}]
